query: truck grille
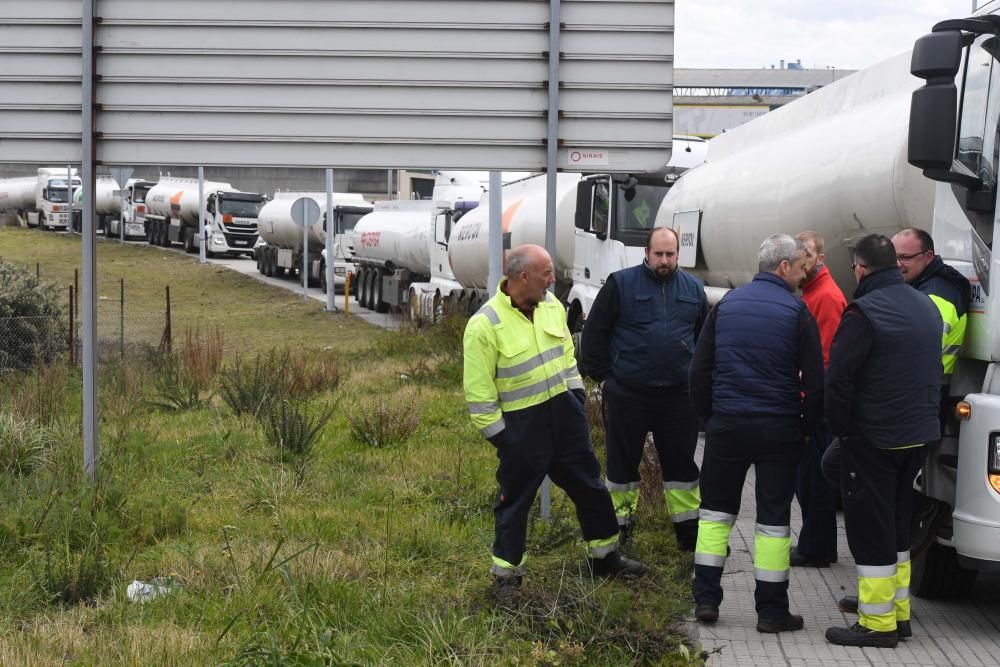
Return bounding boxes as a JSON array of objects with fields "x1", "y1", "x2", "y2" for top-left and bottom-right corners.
[{"x1": 223, "y1": 231, "x2": 258, "y2": 249}]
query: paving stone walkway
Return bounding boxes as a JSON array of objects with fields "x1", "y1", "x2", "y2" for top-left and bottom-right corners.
[{"x1": 687, "y1": 440, "x2": 1000, "y2": 667}]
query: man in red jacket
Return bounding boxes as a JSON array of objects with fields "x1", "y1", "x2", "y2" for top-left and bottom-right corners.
[{"x1": 792, "y1": 231, "x2": 847, "y2": 567}]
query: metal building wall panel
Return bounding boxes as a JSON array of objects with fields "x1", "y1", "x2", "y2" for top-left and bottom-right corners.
[{"x1": 1, "y1": 0, "x2": 674, "y2": 172}]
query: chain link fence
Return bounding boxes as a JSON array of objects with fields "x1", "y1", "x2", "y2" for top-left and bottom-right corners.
[{"x1": 0, "y1": 276, "x2": 173, "y2": 372}]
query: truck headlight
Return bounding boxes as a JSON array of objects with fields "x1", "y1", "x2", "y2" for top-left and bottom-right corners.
[
  {"x1": 334, "y1": 267, "x2": 346, "y2": 276},
  {"x1": 213, "y1": 234, "x2": 226, "y2": 245},
  {"x1": 990, "y1": 433, "x2": 1000, "y2": 494}
]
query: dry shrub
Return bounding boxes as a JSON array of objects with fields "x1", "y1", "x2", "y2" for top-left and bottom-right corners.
[
  {"x1": 284, "y1": 350, "x2": 343, "y2": 399},
  {"x1": 181, "y1": 326, "x2": 223, "y2": 394},
  {"x1": 7, "y1": 361, "x2": 70, "y2": 426},
  {"x1": 346, "y1": 393, "x2": 422, "y2": 448}
]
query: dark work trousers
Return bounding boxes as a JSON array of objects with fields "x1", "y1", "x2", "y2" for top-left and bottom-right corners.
[
  {"x1": 693, "y1": 425, "x2": 803, "y2": 620},
  {"x1": 493, "y1": 390, "x2": 619, "y2": 568},
  {"x1": 840, "y1": 436, "x2": 922, "y2": 569},
  {"x1": 795, "y1": 422, "x2": 838, "y2": 560},
  {"x1": 603, "y1": 378, "x2": 700, "y2": 540}
]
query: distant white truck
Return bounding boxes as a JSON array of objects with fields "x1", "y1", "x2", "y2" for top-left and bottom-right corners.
[
  {"x1": 144, "y1": 177, "x2": 267, "y2": 257},
  {"x1": 255, "y1": 192, "x2": 372, "y2": 291},
  {"x1": 24, "y1": 167, "x2": 81, "y2": 230},
  {"x1": 114, "y1": 178, "x2": 158, "y2": 240},
  {"x1": 73, "y1": 175, "x2": 121, "y2": 235}
]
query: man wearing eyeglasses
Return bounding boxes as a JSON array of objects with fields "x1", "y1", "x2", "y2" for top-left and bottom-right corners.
[{"x1": 891, "y1": 228, "x2": 971, "y2": 384}]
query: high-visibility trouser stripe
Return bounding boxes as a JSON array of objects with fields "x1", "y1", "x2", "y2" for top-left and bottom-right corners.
[
  {"x1": 496, "y1": 345, "x2": 564, "y2": 379},
  {"x1": 586, "y1": 533, "x2": 619, "y2": 558},
  {"x1": 498, "y1": 369, "x2": 569, "y2": 403},
  {"x1": 479, "y1": 305, "x2": 501, "y2": 326},
  {"x1": 695, "y1": 510, "x2": 735, "y2": 566},
  {"x1": 491, "y1": 554, "x2": 526, "y2": 577},
  {"x1": 606, "y1": 481, "x2": 640, "y2": 524},
  {"x1": 943, "y1": 321, "x2": 952, "y2": 335},
  {"x1": 480, "y1": 419, "x2": 506, "y2": 438},
  {"x1": 754, "y1": 524, "x2": 791, "y2": 581},
  {"x1": 896, "y1": 551, "x2": 912, "y2": 621},
  {"x1": 858, "y1": 567, "x2": 898, "y2": 632},
  {"x1": 664, "y1": 480, "x2": 701, "y2": 522}
]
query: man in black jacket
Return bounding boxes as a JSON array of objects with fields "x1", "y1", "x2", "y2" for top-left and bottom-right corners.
[
  {"x1": 824, "y1": 235, "x2": 942, "y2": 649},
  {"x1": 689, "y1": 234, "x2": 823, "y2": 633},
  {"x1": 579, "y1": 227, "x2": 708, "y2": 551}
]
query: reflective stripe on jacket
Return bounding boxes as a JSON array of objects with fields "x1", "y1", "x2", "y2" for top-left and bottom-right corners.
[{"x1": 463, "y1": 280, "x2": 582, "y2": 439}]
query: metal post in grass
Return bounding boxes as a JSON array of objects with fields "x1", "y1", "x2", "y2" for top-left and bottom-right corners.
[
  {"x1": 81, "y1": 0, "x2": 98, "y2": 484},
  {"x1": 68, "y1": 285, "x2": 75, "y2": 366},
  {"x1": 198, "y1": 167, "x2": 206, "y2": 264},
  {"x1": 325, "y1": 168, "x2": 337, "y2": 312},
  {"x1": 35, "y1": 263, "x2": 39, "y2": 281},
  {"x1": 120, "y1": 278, "x2": 125, "y2": 361},
  {"x1": 164, "y1": 285, "x2": 172, "y2": 355}
]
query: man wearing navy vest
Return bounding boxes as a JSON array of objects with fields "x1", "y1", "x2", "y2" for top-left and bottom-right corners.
[
  {"x1": 824, "y1": 235, "x2": 941, "y2": 648},
  {"x1": 689, "y1": 234, "x2": 823, "y2": 633},
  {"x1": 580, "y1": 227, "x2": 708, "y2": 551}
]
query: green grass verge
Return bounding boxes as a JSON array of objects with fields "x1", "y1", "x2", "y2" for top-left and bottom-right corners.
[{"x1": 0, "y1": 227, "x2": 700, "y2": 666}]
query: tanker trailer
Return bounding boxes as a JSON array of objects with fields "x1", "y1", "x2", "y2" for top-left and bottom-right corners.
[
  {"x1": 73, "y1": 175, "x2": 121, "y2": 236},
  {"x1": 654, "y1": 36, "x2": 1000, "y2": 596},
  {"x1": 657, "y1": 50, "x2": 934, "y2": 292},
  {"x1": 0, "y1": 176, "x2": 37, "y2": 226},
  {"x1": 349, "y1": 170, "x2": 489, "y2": 317},
  {"x1": 255, "y1": 192, "x2": 372, "y2": 291},
  {"x1": 145, "y1": 177, "x2": 266, "y2": 257}
]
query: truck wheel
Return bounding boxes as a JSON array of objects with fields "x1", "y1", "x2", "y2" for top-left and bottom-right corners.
[
  {"x1": 363, "y1": 270, "x2": 375, "y2": 310},
  {"x1": 407, "y1": 287, "x2": 421, "y2": 325},
  {"x1": 39, "y1": 213, "x2": 47, "y2": 230},
  {"x1": 320, "y1": 263, "x2": 328, "y2": 293},
  {"x1": 184, "y1": 229, "x2": 196, "y2": 253},
  {"x1": 274, "y1": 262, "x2": 286, "y2": 278},
  {"x1": 355, "y1": 270, "x2": 365, "y2": 306},
  {"x1": 911, "y1": 541, "x2": 978, "y2": 599},
  {"x1": 264, "y1": 250, "x2": 275, "y2": 277},
  {"x1": 373, "y1": 273, "x2": 388, "y2": 313}
]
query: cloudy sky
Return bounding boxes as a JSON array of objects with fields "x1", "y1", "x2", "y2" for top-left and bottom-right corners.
[{"x1": 676, "y1": 1, "x2": 979, "y2": 70}]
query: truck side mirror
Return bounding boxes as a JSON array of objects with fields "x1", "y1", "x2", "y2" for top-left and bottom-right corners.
[{"x1": 908, "y1": 31, "x2": 963, "y2": 172}]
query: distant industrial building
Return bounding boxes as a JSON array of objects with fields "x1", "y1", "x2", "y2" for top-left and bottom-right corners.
[{"x1": 674, "y1": 62, "x2": 856, "y2": 138}]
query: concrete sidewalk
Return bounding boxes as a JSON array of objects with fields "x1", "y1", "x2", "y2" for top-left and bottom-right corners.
[{"x1": 687, "y1": 440, "x2": 1000, "y2": 667}]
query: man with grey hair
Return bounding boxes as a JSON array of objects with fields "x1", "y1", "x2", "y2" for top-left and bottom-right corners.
[
  {"x1": 464, "y1": 244, "x2": 647, "y2": 605},
  {"x1": 689, "y1": 234, "x2": 823, "y2": 633}
]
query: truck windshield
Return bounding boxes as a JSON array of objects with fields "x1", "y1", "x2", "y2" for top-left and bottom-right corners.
[
  {"x1": 616, "y1": 183, "x2": 669, "y2": 233},
  {"x1": 133, "y1": 184, "x2": 152, "y2": 203},
  {"x1": 219, "y1": 197, "x2": 265, "y2": 218},
  {"x1": 339, "y1": 211, "x2": 366, "y2": 233},
  {"x1": 47, "y1": 187, "x2": 71, "y2": 203}
]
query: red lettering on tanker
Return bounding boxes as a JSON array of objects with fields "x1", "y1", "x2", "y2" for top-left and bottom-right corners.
[{"x1": 359, "y1": 231, "x2": 381, "y2": 248}]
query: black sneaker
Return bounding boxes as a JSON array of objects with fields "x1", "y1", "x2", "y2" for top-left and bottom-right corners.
[
  {"x1": 838, "y1": 595, "x2": 858, "y2": 614},
  {"x1": 826, "y1": 622, "x2": 899, "y2": 648},
  {"x1": 790, "y1": 546, "x2": 836, "y2": 567},
  {"x1": 695, "y1": 604, "x2": 719, "y2": 623},
  {"x1": 588, "y1": 550, "x2": 648, "y2": 578},
  {"x1": 757, "y1": 613, "x2": 804, "y2": 633}
]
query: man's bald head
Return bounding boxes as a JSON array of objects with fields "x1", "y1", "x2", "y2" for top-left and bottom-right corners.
[{"x1": 504, "y1": 244, "x2": 555, "y2": 310}]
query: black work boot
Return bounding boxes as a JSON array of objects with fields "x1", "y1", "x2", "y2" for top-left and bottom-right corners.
[
  {"x1": 588, "y1": 549, "x2": 648, "y2": 578},
  {"x1": 838, "y1": 595, "x2": 858, "y2": 613},
  {"x1": 694, "y1": 604, "x2": 719, "y2": 623},
  {"x1": 757, "y1": 613, "x2": 804, "y2": 633},
  {"x1": 825, "y1": 623, "x2": 899, "y2": 648},
  {"x1": 897, "y1": 620, "x2": 912, "y2": 639},
  {"x1": 492, "y1": 575, "x2": 522, "y2": 608}
]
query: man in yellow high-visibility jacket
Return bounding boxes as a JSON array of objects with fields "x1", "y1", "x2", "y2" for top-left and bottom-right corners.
[{"x1": 464, "y1": 244, "x2": 647, "y2": 598}]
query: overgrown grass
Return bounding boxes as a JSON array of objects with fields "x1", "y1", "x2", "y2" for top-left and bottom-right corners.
[{"x1": 0, "y1": 226, "x2": 698, "y2": 666}]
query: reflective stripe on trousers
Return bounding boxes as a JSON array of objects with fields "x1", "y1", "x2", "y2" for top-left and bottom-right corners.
[
  {"x1": 694, "y1": 509, "x2": 735, "y2": 568},
  {"x1": 857, "y1": 563, "x2": 898, "y2": 632},
  {"x1": 754, "y1": 523, "x2": 791, "y2": 583},
  {"x1": 664, "y1": 479, "x2": 701, "y2": 523},
  {"x1": 895, "y1": 551, "x2": 911, "y2": 622}
]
